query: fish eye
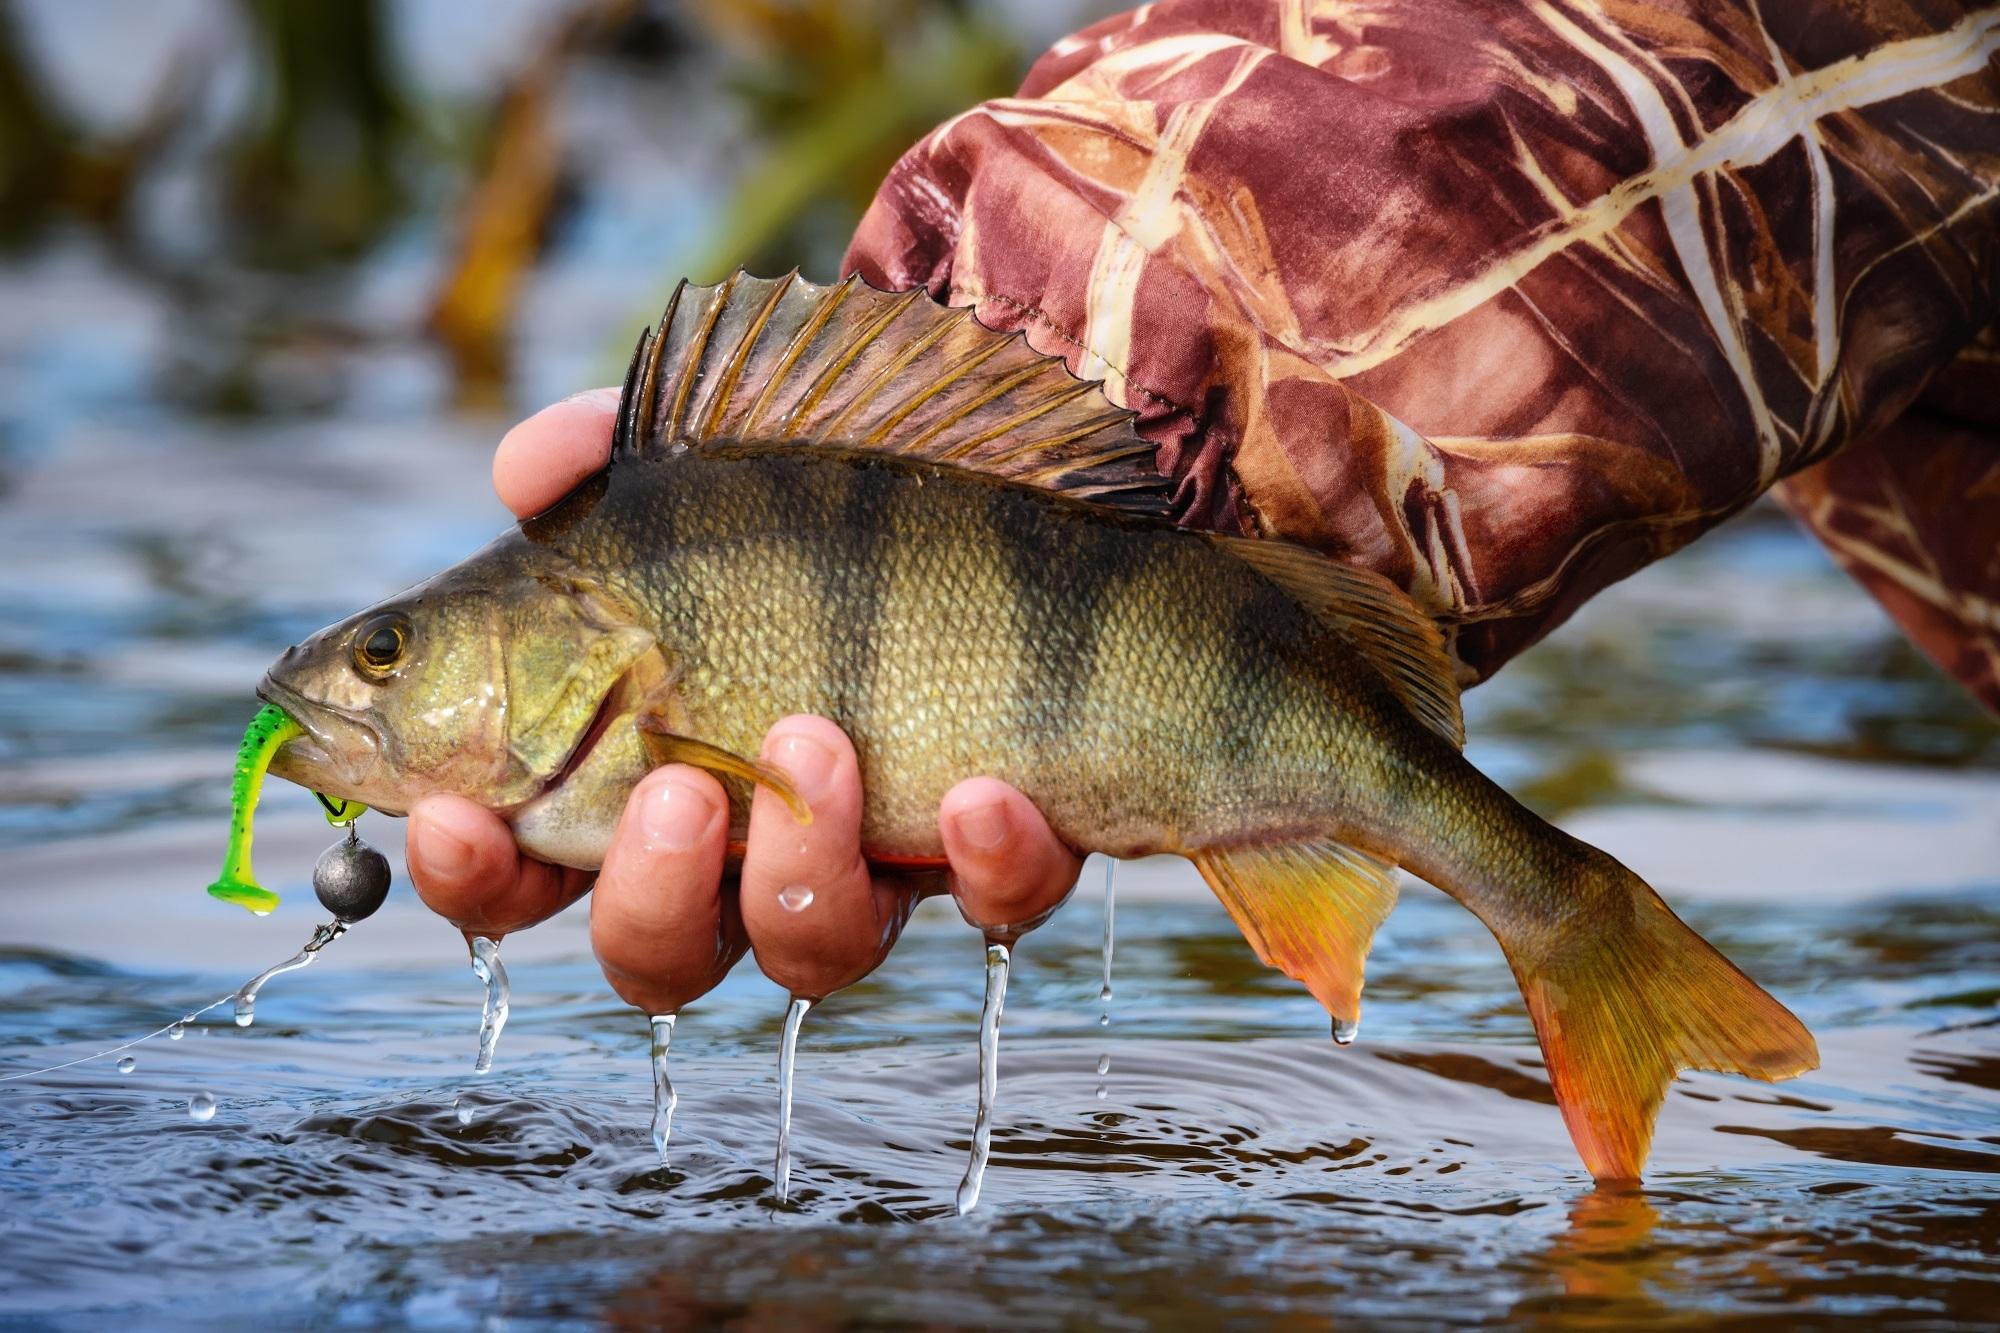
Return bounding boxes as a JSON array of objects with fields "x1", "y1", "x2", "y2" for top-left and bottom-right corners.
[{"x1": 351, "y1": 613, "x2": 410, "y2": 678}]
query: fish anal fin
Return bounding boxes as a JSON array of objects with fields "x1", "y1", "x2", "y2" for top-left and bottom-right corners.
[
  {"x1": 1191, "y1": 838, "x2": 1400, "y2": 1028},
  {"x1": 608, "y1": 270, "x2": 1172, "y2": 516},
  {"x1": 1506, "y1": 881, "x2": 1819, "y2": 1180},
  {"x1": 1218, "y1": 538, "x2": 1465, "y2": 748},
  {"x1": 636, "y1": 720, "x2": 813, "y2": 827}
]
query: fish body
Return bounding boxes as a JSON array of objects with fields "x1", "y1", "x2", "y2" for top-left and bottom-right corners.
[{"x1": 261, "y1": 273, "x2": 1817, "y2": 1180}]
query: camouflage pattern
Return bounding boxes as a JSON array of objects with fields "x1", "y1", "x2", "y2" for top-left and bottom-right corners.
[{"x1": 845, "y1": 0, "x2": 2000, "y2": 703}]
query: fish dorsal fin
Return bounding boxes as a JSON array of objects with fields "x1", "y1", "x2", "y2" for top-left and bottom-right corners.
[
  {"x1": 1192, "y1": 838, "x2": 1401, "y2": 1030},
  {"x1": 1219, "y1": 538, "x2": 1465, "y2": 748},
  {"x1": 610, "y1": 270, "x2": 1171, "y2": 514}
]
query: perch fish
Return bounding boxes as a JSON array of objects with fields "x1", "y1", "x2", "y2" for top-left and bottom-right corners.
[{"x1": 255, "y1": 272, "x2": 1817, "y2": 1180}]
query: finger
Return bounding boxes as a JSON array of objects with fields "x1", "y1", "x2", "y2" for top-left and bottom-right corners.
[
  {"x1": 491, "y1": 387, "x2": 619, "y2": 520},
  {"x1": 739, "y1": 716, "x2": 913, "y2": 1000},
  {"x1": 591, "y1": 765, "x2": 748, "y2": 1016},
  {"x1": 406, "y1": 793, "x2": 588, "y2": 939},
  {"x1": 939, "y1": 778, "x2": 1082, "y2": 936}
]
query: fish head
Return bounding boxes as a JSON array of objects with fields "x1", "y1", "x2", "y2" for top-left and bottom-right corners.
[{"x1": 260, "y1": 537, "x2": 659, "y2": 819}]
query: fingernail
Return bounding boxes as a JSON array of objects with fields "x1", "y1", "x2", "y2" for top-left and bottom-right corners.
[
  {"x1": 562, "y1": 385, "x2": 622, "y2": 412},
  {"x1": 951, "y1": 798, "x2": 1011, "y2": 853},
  {"x1": 768, "y1": 732, "x2": 839, "y2": 801},
  {"x1": 639, "y1": 775, "x2": 715, "y2": 852},
  {"x1": 415, "y1": 820, "x2": 475, "y2": 880}
]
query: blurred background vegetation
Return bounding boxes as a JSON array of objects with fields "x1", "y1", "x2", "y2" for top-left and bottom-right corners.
[
  {"x1": 0, "y1": 0, "x2": 1095, "y2": 410},
  {"x1": 0, "y1": 0, "x2": 1991, "y2": 797}
]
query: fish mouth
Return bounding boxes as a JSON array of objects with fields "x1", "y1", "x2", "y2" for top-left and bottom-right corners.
[{"x1": 255, "y1": 674, "x2": 385, "y2": 798}]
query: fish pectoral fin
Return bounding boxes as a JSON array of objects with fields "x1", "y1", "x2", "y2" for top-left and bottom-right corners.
[
  {"x1": 1214, "y1": 538, "x2": 1464, "y2": 748},
  {"x1": 636, "y1": 721, "x2": 813, "y2": 827},
  {"x1": 1191, "y1": 838, "x2": 1400, "y2": 1032}
]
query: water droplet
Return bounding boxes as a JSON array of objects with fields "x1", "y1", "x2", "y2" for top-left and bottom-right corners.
[
  {"x1": 115, "y1": 1056, "x2": 136, "y2": 1074},
  {"x1": 167, "y1": 1022, "x2": 186, "y2": 1041},
  {"x1": 1333, "y1": 1015, "x2": 1359, "y2": 1046},
  {"x1": 773, "y1": 996, "x2": 812, "y2": 1203},
  {"x1": 777, "y1": 884, "x2": 815, "y2": 913},
  {"x1": 1096, "y1": 1053, "x2": 1110, "y2": 1075},
  {"x1": 1095, "y1": 1085, "x2": 1108, "y2": 1100},
  {"x1": 453, "y1": 1096, "x2": 474, "y2": 1127},
  {"x1": 233, "y1": 1001, "x2": 254, "y2": 1028},
  {"x1": 1098, "y1": 1013, "x2": 1110, "y2": 1027},
  {"x1": 649, "y1": 1014, "x2": 678, "y2": 1166},
  {"x1": 954, "y1": 941, "x2": 1011, "y2": 1216},
  {"x1": 187, "y1": 1091, "x2": 216, "y2": 1122},
  {"x1": 470, "y1": 936, "x2": 510, "y2": 1075}
]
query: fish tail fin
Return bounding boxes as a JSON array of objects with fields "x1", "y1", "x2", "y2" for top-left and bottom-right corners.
[
  {"x1": 1191, "y1": 838, "x2": 1401, "y2": 1035},
  {"x1": 1505, "y1": 865, "x2": 1818, "y2": 1180}
]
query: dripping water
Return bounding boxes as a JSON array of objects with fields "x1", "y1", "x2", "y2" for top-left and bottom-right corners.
[
  {"x1": 186, "y1": 1091, "x2": 216, "y2": 1122},
  {"x1": 233, "y1": 922, "x2": 345, "y2": 1027},
  {"x1": 1096, "y1": 856, "x2": 1115, "y2": 1099},
  {"x1": 469, "y1": 936, "x2": 509, "y2": 1075},
  {"x1": 649, "y1": 1013, "x2": 678, "y2": 1166},
  {"x1": 1333, "y1": 1014, "x2": 1359, "y2": 1046},
  {"x1": 772, "y1": 996, "x2": 811, "y2": 1204},
  {"x1": 1099, "y1": 855, "x2": 1116, "y2": 1004},
  {"x1": 955, "y1": 940, "x2": 1011, "y2": 1216}
]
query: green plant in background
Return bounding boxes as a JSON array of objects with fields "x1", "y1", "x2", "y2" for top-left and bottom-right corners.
[{"x1": 673, "y1": 0, "x2": 1020, "y2": 282}]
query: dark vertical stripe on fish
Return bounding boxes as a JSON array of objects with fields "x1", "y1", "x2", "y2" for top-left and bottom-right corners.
[
  {"x1": 829, "y1": 458, "x2": 886, "y2": 736},
  {"x1": 987, "y1": 485, "x2": 1111, "y2": 752}
]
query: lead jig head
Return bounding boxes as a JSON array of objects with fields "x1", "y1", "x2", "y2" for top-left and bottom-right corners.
[{"x1": 313, "y1": 828, "x2": 392, "y2": 923}]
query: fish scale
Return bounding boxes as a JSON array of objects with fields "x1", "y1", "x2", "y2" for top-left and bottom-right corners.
[{"x1": 258, "y1": 271, "x2": 1818, "y2": 1182}]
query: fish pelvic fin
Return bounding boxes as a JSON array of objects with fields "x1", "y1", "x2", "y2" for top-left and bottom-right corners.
[
  {"x1": 608, "y1": 270, "x2": 1172, "y2": 515},
  {"x1": 637, "y1": 723, "x2": 813, "y2": 827},
  {"x1": 1191, "y1": 838, "x2": 1400, "y2": 1031},
  {"x1": 1215, "y1": 537, "x2": 1464, "y2": 747},
  {"x1": 1506, "y1": 870, "x2": 1819, "y2": 1181}
]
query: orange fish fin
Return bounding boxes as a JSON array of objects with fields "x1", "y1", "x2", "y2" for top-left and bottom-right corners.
[
  {"x1": 1191, "y1": 838, "x2": 1401, "y2": 1033},
  {"x1": 1506, "y1": 885, "x2": 1819, "y2": 1181},
  {"x1": 864, "y1": 851, "x2": 953, "y2": 872},
  {"x1": 637, "y1": 723, "x2": 813, "y2": 827},
  {"x1": 1216, "y1": 538, "x2": 1464, "y2": 748},
  {"x1": 609, "y1": 270, "x2": 1171, "y2": 515}
]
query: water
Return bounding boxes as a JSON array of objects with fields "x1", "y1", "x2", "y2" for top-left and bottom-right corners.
[
  {"x1": 186, "y1": 1091, "x2": 216, "y2": 1123},
  {"x1": 469, "y1": 936, "x2": 509, "y2": 1076},
  {"x1": 648, "y1": 1013, "x2": 677, "y2": 1166},
  {"x1": 772, "y1": 997, "x2": 812, "y2": 1204},
  {"x1": 231, "y1": 923, "x2": 344, "y2": 1028},
  {"x1": 2, "y1": 4, "x2": 1997, "y2": 1319},
  {"x1": 955, "y1": 941, "x2": 1014, "y2": 1215}
]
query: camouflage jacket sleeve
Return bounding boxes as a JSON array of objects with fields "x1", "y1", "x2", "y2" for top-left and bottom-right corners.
[{"x1": 843, "y1": 0, "x2": 2000, "y2": 707}]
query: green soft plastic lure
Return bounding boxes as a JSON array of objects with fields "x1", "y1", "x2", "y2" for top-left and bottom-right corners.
[{"x1": 207, "y1": 703, "x2": 367, "y2": 915}]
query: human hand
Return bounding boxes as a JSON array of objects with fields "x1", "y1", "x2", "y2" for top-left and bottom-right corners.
[{"x1": 404, "y1": 389, "x2": 1083, "y2": 1012}]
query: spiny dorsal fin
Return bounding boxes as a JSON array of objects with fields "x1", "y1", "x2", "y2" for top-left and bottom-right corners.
[
  {"x1": 1192, "y1": 838, "x2": 1400, "y2": 1031},
  {"x1": 1219, "y1": 537, "x2": 1465, "y2": 748},
  {"x1": 611, "y1": 270, "x2": 1170, "y2": 514}
]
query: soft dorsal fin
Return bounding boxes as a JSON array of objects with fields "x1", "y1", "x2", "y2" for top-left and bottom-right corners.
[
  {"x1": 610, "y1": 270, "x2": 1171, "y2": 514},
  {"x1": 1219, "y1": 537, "x2": 1465, "y2": 748}
]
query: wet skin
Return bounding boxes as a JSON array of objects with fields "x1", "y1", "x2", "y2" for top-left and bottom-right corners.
[{"x1": 404, "y1": 386, "x2": 1082, "y2": 1010}]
